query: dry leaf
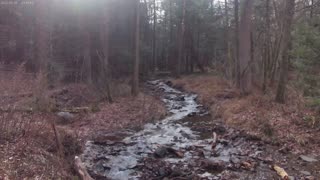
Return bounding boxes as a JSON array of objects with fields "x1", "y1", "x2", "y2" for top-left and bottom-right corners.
[{"x1": 272, "y1": 165, "x2": 289, "y2": 180}]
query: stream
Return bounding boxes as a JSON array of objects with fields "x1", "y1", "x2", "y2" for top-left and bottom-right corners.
[{"x1": 81, "y1": 80, "x2": 320, "y2": 180}]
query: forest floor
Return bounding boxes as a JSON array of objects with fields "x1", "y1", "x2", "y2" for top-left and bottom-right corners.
[
  {"x1": 1, "y1": 69, "x2": 320, "y2": 179},
  {"x1": 0, "y1": 69, "x2": 166, "y2": 179},
  {"x1": 170, "y1": 73, "x2": 320, "y2": 179},
  {"x1": 77, "y1": 77, "x2": 320, "y2": 180},
  {"x1": 171, "y1": 74, "x2": 320, "y2": 155}
]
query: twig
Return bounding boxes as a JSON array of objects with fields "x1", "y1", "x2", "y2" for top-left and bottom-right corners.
[{"x1": 75, "y1": 156, "x2": 93, "y2": 180}]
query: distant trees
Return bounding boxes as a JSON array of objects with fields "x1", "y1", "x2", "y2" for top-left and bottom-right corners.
[{"x1": 1, "y1": 0, "x2": 320, "y2": 103}]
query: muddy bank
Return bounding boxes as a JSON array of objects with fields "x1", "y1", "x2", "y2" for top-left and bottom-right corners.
[{"x1": 80, "y1": 80, "x2": 320, "y2": 180}]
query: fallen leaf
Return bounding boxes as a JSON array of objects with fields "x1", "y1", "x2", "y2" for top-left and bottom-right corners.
[{"x1": 272, "y1": 165, "x2": 289, "y2": 180}]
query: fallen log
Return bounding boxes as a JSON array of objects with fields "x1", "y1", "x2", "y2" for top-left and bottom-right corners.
[
  {"x1": 0, "y1": 92, "x2": 33, "y2": 98},
  {"x1": 75, "y1": 156, "x2": 93, "y2": 180},
  {"x1": 0, "y1": 108, "x2": 33, "y2": 113},
  {"x1": 59, "y1": 107, "x2": 91, "y2": 113},
  {"x1": 0, "y1": 107, "x2": 91, "y2": 113}
]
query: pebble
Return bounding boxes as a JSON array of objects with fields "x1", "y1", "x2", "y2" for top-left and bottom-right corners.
[
  {"x1": 305, "y1": 176, "x2": 315, "y2": 180},
  {"x1": 300, "y1": 171, "x2": 311, "y2": 176},
  {"x1": 230, "y1": 157, "x2": 240, "y2": 164},
  {"x1": 299, "y1": 155, "x2": 318, "y2": 162}
]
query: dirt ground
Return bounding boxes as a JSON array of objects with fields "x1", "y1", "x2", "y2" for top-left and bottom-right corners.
[
  {"x1": 0, "y1": 70, "x2": 166, "y2": 179},
  {"x1": 1, "y1": 69, "x2": 319, "y2": 179},
  {"x1": 79, "y1": 79, "x2": 320, "y2": 180},
  {"x1": 171, "y1": 74, "x2": 320, "y2": 162}
]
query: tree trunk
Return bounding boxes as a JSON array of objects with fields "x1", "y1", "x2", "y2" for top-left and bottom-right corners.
[
  {"x1": 177, "y1": 0, "x2": 186, "y2": 77},
  {"x1": 83, "y1": 31, "x2": 92, "y2": 84},
  {"x1": 169, "y1": 0, "x2": 174, "y2": 73},
  {"x1": 132, "y1": 0, "x2": 140, "y2": 96},
  {"x1": 275, "y1": 0, "x2": 295, "y2": 103},
  {"x1": 152, "y1": 0, "x2": 157, "y2": 72},
  {"x1": 310, "y1": 0, "x2": 314, "y2": 19},
  {"x1": 239, "y1": 0, "x2": 253, "y2": 94},
  {"x1": 262, "y1": 0, "x2": 271, "y2": 92},
  {"x1": 100, "y1": 3, "x2": 113, "y2": 103},
  {"x1": 234, "y1": 0, "x2": 240, "y2": 88},
  {"x1": 224, "y1": 0, "x2": 231, "y2": 79},
  {"x1": 35, "y1": 0, "x2": 50, "y2": 72}
]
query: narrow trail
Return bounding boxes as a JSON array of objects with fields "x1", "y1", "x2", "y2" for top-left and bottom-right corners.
[{"x1": 81, "y1": 80, "x2": 320, "y2": 180}]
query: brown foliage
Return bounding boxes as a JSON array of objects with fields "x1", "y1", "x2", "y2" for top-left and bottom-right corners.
[{"x1": 172, "y1": 74, "x2": 320, "y2": 154}]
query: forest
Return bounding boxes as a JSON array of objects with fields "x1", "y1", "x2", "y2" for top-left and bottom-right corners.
[{"x1": 0, "y1": 0, "x2": 319, "y2": 179}]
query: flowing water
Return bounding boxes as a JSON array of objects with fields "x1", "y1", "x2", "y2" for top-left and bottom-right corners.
[
  {"x1": 81, "y1": 80, "x2": 221, "y2": 179},
  {"x1": 80, "y1": 80, "x2": 320, "y2": 180}
]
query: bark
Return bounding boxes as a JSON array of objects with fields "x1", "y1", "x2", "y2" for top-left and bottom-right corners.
[
  {"x1": 263, "y1": 0, "x2": 271, "y2": 92},
  {"x1": 275, "y1": 0, "x2": 295, "y2": 103},
  {"x1": 100, "y1": 4, "x2": 113, "y2": 103},
  {"x1": 132, "y1": 0, "x2": 140, "y2": 96},
  {"x1": 169, "y1": 0, "x2": 174, "y2": 73},
  {"x1": 142, "y1": 0, "x2": 150, "y2": 76},
  {"x1": 152, "y1": 0, "x2": 157, "y2": 72},
  {"x1": 34, "y1": 0, "x2": 50, "y2": 72},
  {"x1": 224, "y1": 0, "x2": 231, "y2": 79},
  {"x1": 234, "y1": 0, "x2": 240, "y2": 88},
  {"x1": 177, "y1": 0, "x2": 186, "y2": 77},
  {"x1": 83, "y1": 31, "x2": 92, "y2": 83},
  {"x1": 239, "y1": 0, "x2": 254, "y2": 94},
  {"x1": 310, "y1": 0, "x2": 314, "y2": 19}
]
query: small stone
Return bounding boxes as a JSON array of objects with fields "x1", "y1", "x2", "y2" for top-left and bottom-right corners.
[
  {"x1": 305, "y1": 176, "x2": 315, "y2": 180},
  {"x1": 218, "y1": 139, "x2": 229, "y2": 145},
  {"x1": 158, "y1": 167, "x2": 171, "y2": 177},
  {"x1": 279, "y1": 147, "x2": 290, "y2": 154},
  {"x1": 165, "y1": 81, "x2": 173, "y2": 87},
  {"x1": 299, "y1": 155, "x2": 318, "y2": 162},
  {"x1": 288, "y1": 176, "x2": 295, "y2": 180},
  {"x1": 300, "y1": 171, "x2": 311, "y2": 176},
  {"x1": 187, "y1": 112, "x2": 197, "y2": 117},
  {"x1": 230, "y1": 157, "x2": 240, "y2": 164},
  {"x1": 201, "y1": 160, "x2": 225, "y2": 173},
  {"x1": 56, "y1": 112, "x2": 75, "y2": 123}
]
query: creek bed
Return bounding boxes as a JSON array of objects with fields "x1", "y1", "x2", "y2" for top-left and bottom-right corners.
[{"x1": 80, "y1": 80, "x2": 320, "y2": 180}]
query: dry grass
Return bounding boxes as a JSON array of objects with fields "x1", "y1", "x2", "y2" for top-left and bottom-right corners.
[
  {"x1": 0, "y1": 65, "x2": 166, "y2": 179},
  {"x1": 67, "y1": 93, "x2": 166, "y2": 139},
  {"x1": 172, "y1": 74, "x2": 320, "y2": 154},
  {"x1": 0, "y1": 113, "x2": 75, "y2": 179}
]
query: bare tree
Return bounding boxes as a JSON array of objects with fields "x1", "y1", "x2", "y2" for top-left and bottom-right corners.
[
  {"x1": 34, "y1": 0, "x2": 50, "y2": 72},
  {"x1": 262, "y1": 0, "x2": 271, "y2": 92},
  {"x1": 99, "y1": 1, "x2": 113, "y2": 103},
  {"x1": 152, "y1": 0, "x2": 157, "y2": 72},
  {"x1": 132, "y1": 0, "x2": 140, "y2": 96},
  {"x1": 224, "y1": 0, "x2": 231, "y2": 79},
  {"x1": 177, "y1": 0, "x2": 186, "y2": 77},
  {"x1": 275, "y1": 0, "x2": 295, "y2": 103},
  {"x1": 82, "y1": 29, "x2": 92, "y2": 84},
  {"x1": 239, "y1": 0, "x2": 254, "y2": 94},
  {"x1": 234, "y1": 0, "x2": 240, "y2": 87}
]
